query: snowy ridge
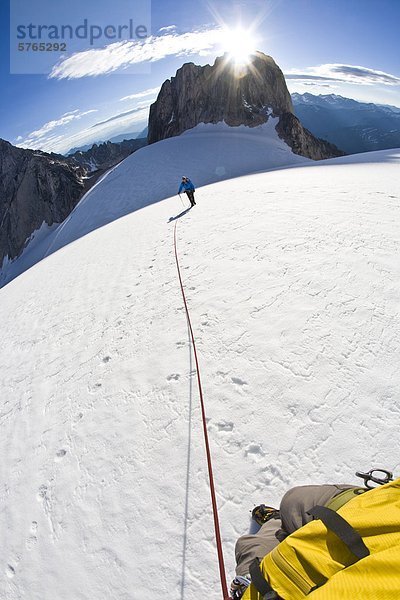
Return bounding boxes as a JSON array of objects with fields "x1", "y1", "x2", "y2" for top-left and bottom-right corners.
[
  {"x1": 0, "y1": 120, "x2": 308, "y2": 287},
  {"x1": 0, "y1": 145, "x2": 399, "y2": 599}
]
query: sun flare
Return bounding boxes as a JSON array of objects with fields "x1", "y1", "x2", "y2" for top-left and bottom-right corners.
[{"x1": 220, "y1": 26, "x2": 258, "y2": 66}]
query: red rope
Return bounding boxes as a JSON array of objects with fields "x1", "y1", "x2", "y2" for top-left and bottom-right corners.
[{"x1": 174, "y1": 220, "x2": 229, "y2": 600}]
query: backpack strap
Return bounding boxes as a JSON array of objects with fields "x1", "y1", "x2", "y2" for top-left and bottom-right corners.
[
  {"x1": 249, "y1": 558, "x2": 279, "y2": 599},
  {"x1": 308, "y1": 505, "x2": 370, "y2": 560}
]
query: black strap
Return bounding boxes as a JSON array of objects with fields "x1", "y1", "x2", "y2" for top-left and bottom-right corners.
[
  {"x1": 308, "y1": 505, "x2": 370, "y2": 560},
  {"x1": 249, "y1": 558, "x2": 277, "y2": 599}
]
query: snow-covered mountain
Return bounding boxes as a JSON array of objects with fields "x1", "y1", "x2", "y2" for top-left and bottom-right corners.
[
  {"x1": 1, "y1": 111, "x2": 399, "y2": 598},
  {"x1": 292, "y1": 93, "x2": 400, "y2": 153},
  {"x1": 0, "y1": 120, "x2": 311, "y2": 287}
]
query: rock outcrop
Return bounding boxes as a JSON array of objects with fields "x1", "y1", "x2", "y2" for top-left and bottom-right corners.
[
  {"x1": 0, "y1": 137, "x2": 148, "y2": 268},
  {"x1": 0, "y1": 140, "x2": 86, "y2": 266},
  {"x1": 148, "y1": 51, "x2": 345, "y2": 160},
  {"x1": 276, "y1": 112, "x2": 345, "y2": 161}
]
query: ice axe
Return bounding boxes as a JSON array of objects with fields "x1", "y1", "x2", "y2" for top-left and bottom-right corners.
[{"x1": 178, "y1": 193, "x2": 185, "y2": 207}]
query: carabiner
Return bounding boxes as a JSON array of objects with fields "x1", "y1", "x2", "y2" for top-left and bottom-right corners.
[{"x1": 355, "y1": 468, "x2": 394, "y2": 489}]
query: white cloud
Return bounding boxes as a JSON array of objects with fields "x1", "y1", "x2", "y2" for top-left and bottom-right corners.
[
  {"x1": 49, "y1": 28, "x2": 222, "y2": 79},
  {"x1": 16, "y1": 104, "x2": 149, "y2": 154},
  {"x1": 303, "y1": 83, "x2": 335, "y2": 88},
  {"x1": 91, "y1": 106, "x2": 150, "y2": 128},
  {"x1": 136, "y1": 98, "x2": 156, "y2": 108},
  {"x1": 120, "y1": 86, "x2": 160, "y2": 101},
  {"x1": 285, "y1": 64, "x2": 400, "y2": 87},
  {"x1": 17, "y1": 109, "x2": 98, "y2": 150},
  {"x1": 62, "y1": 109, "x2": 80, "y2": 116},
  {"x1": 64, "y1": 107, "x2": 149, "y2": 153},
  {"x1": 158, "y1": 25, "x2": 177, "y2": 33}
]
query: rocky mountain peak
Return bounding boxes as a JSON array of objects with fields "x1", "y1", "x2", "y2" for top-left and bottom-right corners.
[
  {"x1": 148, "y1": 51, "x2": 294, "y2": 144},
  {"x1": 147, "y1": 51, "x2": 344, "y2": 161}
]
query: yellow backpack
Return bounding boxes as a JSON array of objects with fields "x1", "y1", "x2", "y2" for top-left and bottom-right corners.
[{"x1": 243, "y1": 478, "x2": 400, "y2": 599}]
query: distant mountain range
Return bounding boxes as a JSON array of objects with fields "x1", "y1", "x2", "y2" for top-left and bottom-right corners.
[
  {"x1": 292, "y1": 93, "x2": 400, "y2": 154},
  {"x1": 68, "y1": 138, "x2": 147, "y2": 172},
  {"x1": 67, "y1": 127, "x2": 148, "y2": 154}
]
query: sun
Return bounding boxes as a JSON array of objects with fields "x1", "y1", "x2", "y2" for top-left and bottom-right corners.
[{"x1": 220, "y1": 26, "x2": 258, "y2": 66}]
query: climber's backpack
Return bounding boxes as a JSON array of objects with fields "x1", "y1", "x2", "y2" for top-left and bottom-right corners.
[{"x1": 243, "y1": 477, "x2": 400, "y2": 599}]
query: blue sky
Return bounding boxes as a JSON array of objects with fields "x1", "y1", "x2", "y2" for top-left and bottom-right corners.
[{"x1": 1, "y1": 0, "x2": 399, "y2": 153}]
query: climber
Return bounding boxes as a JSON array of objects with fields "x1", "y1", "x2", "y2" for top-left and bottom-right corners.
[
  {"x1": 178, "y1": 176, "x2": 196, "y2": 207},
  {"x1": 230, "y1": 469, "x2": 395, "y2": 599},
  {"x1": 230, "y1": 482, "x2": 365, "y2": 599}
]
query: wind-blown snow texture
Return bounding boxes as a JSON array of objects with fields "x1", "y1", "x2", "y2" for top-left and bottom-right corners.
[{"x1": 0, "y1": 121, "x2": 399, "y2": 599}]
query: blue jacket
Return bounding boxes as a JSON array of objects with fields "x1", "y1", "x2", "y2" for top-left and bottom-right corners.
[{"x1": 179, "y1": 179, "x2": 195, "y2": 194}]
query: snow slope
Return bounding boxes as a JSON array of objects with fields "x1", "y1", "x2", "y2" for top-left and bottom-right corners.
[
  {"x1": 0, "y1": 120, "x2": 309, "y2": 287},
  {"x1": 1, "y1": 144, "x2": 400, "y2": 600}
]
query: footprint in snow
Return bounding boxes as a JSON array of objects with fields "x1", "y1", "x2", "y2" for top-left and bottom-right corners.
[
  {"x1": 102, "y1": 356, "x2": 111, "y2": 363},
  {"x1": 30, "y1": 521, "x2": 38, "y2": 534},
  {"x1": 26, "y1": 535, "x2": 38, "y2": 550},
  {"x1": 6, "y1": 565, "x2": 15, "y2": 579},
  {"x1": 261, "y1": 464, "x2": 290, "y2": 486},
  {"x1": 88, "y1": 382, "x2": 102, "y2": 394},
  {"x1": 167, "y1": 373, "x2": 180, "y2": 381},
  {"x1": 245, "y1": 444, "x2": 265, "y2": 462},
  {"x1": 54, "y1": 449, "x2": 67, "y2": 462},
  {"x1": 37, "y1": 484, "x2": 48, "y2": 504},
  {"x1": 231, "y1": 377, "x2": 248, "y2": 386},
  {"x1": 217, "y1": 421, "x2": 234, "y2": 432}
]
